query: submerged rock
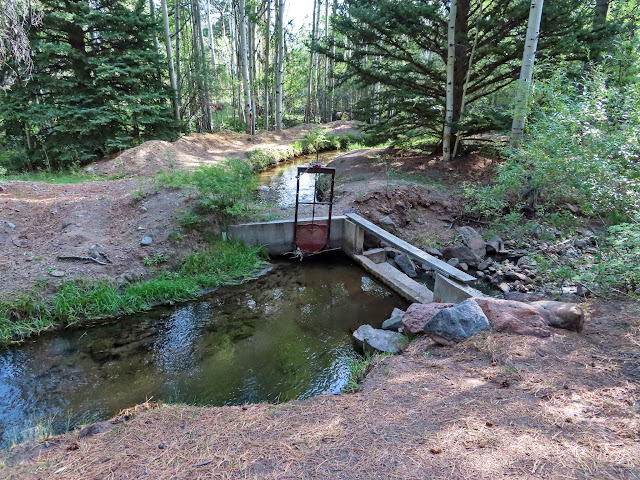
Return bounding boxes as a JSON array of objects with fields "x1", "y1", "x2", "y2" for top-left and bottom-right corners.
[
  {"x1": 353, "y1": 325, "x2": 408, "y2": 354},
  {"x1": 424, "y1": 299, "x2": 490, "y2": 344}
]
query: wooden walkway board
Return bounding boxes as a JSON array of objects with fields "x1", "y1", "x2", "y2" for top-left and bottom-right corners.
[{"x1": 345, "y1": 213, "x2": 476, "y2": 283}]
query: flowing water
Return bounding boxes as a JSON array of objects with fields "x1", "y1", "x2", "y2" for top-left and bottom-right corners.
[{"x1": 0, "y1": 256, "x2": 406, "y2": 448}]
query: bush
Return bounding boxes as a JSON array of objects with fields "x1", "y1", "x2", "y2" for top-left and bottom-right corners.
[{"x1": 465, "y1": 69, "x2": 640, "y2": 222}]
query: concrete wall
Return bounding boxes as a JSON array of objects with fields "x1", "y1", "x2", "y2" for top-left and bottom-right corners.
[
  {"x1": 433, "y1": 273, "x2": 484, "y2": 303},
  {"x1": 228, "y1": 216, "x2": 345, "y2": 255}
]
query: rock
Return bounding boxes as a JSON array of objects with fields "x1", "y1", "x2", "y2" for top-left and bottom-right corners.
[
  {"x1": 424, "y1": 299, "x2": 491, "y2": 344},
  {"x1": 441, "y1": 245, "x2": 480, "y2": 267},
  {"x1": 425, "y1": 247, "x2": 443, "y2": 258},
  {"x1": 505, "y1": 270, "x2": 532, "y2": 283},
  {"x1": 49, "y1": 270, "x2": 66, "y2": 278},
  {"x1": 120, "y1": 272, "x2": 135, "y2": 283},
  {"x1": 393, "y1": 253, "x2": 417, "y2": 277},
  {"x1": 503, "y1": 292, "x2": 547, "y2": 302},
  {"x1": 574, "y1": 239, "x2": 588, "y2": 249},
  {"x1": 258, "y1": 185, "x2": 270, "y2": 192},
  {"x1": 343, "y1": 207, "x2": 358, "y2": 215},
  {"x1": 79, "y1": 421, "x2": 111, "y2": 438},
  {"x1": 458, "y1": 226, "x2": 486, "y2": 258},
  {"x1": 384, "y1": 247, "x2": 401, "y2": 259},
  {"x1": 4, "y1": 221, "x2": 16, "y2": 229},
  {"x1": 352, "y1": 325, "x2": 408, "y2": 354},
  {"x1": 485, "y1": 236, "x2": 504, "y2": 254},
  {"x1": 473, "y1": 297, "x2": 551, "y2": 337},
  {"x1": 402, "y1": 303, "x2": 454, "y2": 335},
  {"x1": 477, "y1": 258, "x2": 492, "y2": 271},
  {"x1": 447, "y1": 258, "x2": 460, "y2": 268},
  {"x1": 379, "y1": 215, "x2": 397, "y2": 231},
  {"x1": 476, "y1": 271, "x2": 485, "y2": 278},
  {"x1": 140, "y1": 206, "x2": 148, "y2": 213},
  {"x1": 530, "y1": 301, "x2": 585, "y2": 332},
  {"x1": 459, "y1": 262, "x2": 469, "y2": 272},
  {"x1": 382, "y1": 308, "x2": 406, "y2": 331},
  {"x1": 140, "y1": 236, "x2": 153, "y2": 246},
  {"x1": 516, "y1": 256, "x2": 535, "y2": 267},
  {"x1": 497, "y1": 282, "x2": 510, "y2": 293},
  {"x1": 415, "y1": 217, "x2": 425, "y2": 225},
  {"x1": 395, "y1": 201, "x2": 406, "y2": 209},
  {"x1": 363, "y1": 248, "x2": 387, "y2": 264}
]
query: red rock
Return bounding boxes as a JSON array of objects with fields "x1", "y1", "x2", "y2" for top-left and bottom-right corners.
[
  {"x1": 402, "y1": 303, "x2": 454, "y2": 335},
  {"x1": 473, "y1": 297, "x2": 551, "y2": 338},
  {"x1": 530, "y1": 301, "x2": 584, "y2": 332}
]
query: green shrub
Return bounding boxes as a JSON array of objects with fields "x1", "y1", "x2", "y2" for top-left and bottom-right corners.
[{"x1": 465, "y1": 69, "x2": 640, "y2": 222}]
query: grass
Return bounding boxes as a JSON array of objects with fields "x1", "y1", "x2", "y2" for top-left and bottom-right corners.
[
  {"x1": 343, "y1": 351, "x2": 392, "y2": 393},
  {"x1": 4, "y1": 170, "x2": 121, "y2": 183},
  {"x1": 0, "y1": 241, "x2": 268, "y2": 344}
]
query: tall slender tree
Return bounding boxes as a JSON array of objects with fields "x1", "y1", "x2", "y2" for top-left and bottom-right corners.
[
  {"x1": 443, "y1": 0, "x2": 457, "y2": 161},
  {"x1": 510, "y1": 0, "x2": 544, "y2": 146},
  {"x1": 275, "y1": 0, "x2": 284, "y2": 131},
  {"x1": 161, "y1": 0, "x2": 180, "y2": 119}
]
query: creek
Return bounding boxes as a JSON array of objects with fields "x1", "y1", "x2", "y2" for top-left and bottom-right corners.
[{"x1": 0, "y1": 255, "x2": 406, "y2": 448}]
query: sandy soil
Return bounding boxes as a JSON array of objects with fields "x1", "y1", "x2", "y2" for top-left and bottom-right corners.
[
  {"x1": 0, "y1": 122, "x2": 360, "y2": 295},
  {"x1": 1, "y1": 298, "x2": 638, "y2": 479}
]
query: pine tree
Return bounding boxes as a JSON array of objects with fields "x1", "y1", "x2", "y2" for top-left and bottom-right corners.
[{"x1": 0, "y1": 0, "x2": 180, "y2": 170}]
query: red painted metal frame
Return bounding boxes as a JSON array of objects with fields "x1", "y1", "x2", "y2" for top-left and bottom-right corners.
[{"x1": 293, "y1": 165, "x2": 336, "y2": 254}]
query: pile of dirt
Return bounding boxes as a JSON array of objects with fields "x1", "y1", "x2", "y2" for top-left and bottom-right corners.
[
  {"x1": 87, "y1": 121, "x2": 361, "y2": 178},
  {"x1": 2, "y1": 298, "x2": 638, "y2": 479}
]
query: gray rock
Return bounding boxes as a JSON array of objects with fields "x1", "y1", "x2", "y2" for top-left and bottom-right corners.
[
  {"x1": 415, "y1": 217, "x2": 425, "y2": 225},
  {"x1": 477, "y1": 258, "x2": 492, "y2": 271},
  {"x1": 458, "y1": 226, "x2": 486, "y2": 258},
  {"x1": 447, "y1": 258, "x2": 460, "y2": 268},
  {"x1": 120, "y1": 272, "x2": 135, "y2": 283},
  {"x1": 395, "y1": 201, "x2": 406, "y2": 209},
  {"x1": 424, "y1": 299, "x2": 491, "y2": 344},
  {"x1": 441, "y1": 245, "x2": 480, "y2": 267},
  {"x1": 459, "y1": 262, "x2": 469, "y2": 271},
  {"x1": 49, "y1": 270, "x2": 66, "y2": 277},
  {"x1": 393, "y1": 253, "x2": 417, "y2": 277},
  {"x1": 140, "y1": 236, "x2": 153, "y2": 246},
  {"x1": 485, "y1": 236, "x2": 504, "y2": 254},
  {"x1": 258, "y1": 185, "x2": 270, "y2": 192},
  {"x1": 4, "y1": 221, "x2": 16, "y2": 229},
  {"x1": 424, "y1": 246, "x2": 443, "y2": 258},
  {"x1": 140, "y1": 206, "x2": 148, "y2": 213},
  {"x1": 381, "y1": 308, "x2": 405, "y2": 331},
  {"x1": 379, "y1": 215, "x2": 397, "y2": 231},
  {"x1": 353, "y1": 325, "x2": 408, "y2": 354}
]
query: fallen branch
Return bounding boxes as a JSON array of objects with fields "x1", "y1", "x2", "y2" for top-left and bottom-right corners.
[{"x1": 58, "y1": 255, "x2": 107, "y2": 265}]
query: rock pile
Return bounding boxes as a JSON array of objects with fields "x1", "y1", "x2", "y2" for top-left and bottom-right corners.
[{"x1": 355, "y1": 296, "x2": 585, "y2": 351}]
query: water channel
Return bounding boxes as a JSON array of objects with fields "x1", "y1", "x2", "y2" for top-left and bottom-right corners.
[{"x1": 0, "y1": 255, "x2": 406, "y2": 448}]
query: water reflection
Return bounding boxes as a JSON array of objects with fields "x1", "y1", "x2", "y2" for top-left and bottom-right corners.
[{"x1": 0, "y1": 255, "x2": 406, "y2": 448}]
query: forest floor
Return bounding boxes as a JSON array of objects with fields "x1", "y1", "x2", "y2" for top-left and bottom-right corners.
[{"x1": 1, "y1": 125, "x2": 639, "y2": 478}]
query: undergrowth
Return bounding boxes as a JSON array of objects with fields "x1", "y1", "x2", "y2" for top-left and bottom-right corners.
[
  {"x1": 0, "y1": 241, "x2": 268, "y2": 344},
  {"x1": 344, "y1": 351, "x2": 392, "y2": 393}
]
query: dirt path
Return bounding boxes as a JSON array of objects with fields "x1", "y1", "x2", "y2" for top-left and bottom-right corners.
[
  {"x1": 2, "y1": 298, "x2": 638, "y2": 479},
  {"x1": 0, "y1": 122, "x2": 359, "y2": 295}
]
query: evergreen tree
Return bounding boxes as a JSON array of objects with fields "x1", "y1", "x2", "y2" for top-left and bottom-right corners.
[
  {"x1": 0, "y1": 0, "x2": 180, "y2": 170},
  {"x1": 324, "y1": 0, "x2": 615, "y2": 152}
]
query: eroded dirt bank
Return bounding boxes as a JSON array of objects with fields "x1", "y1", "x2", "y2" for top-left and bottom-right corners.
[{"x1": 2, "y1": 299, "x2": 638, "y2": 479}]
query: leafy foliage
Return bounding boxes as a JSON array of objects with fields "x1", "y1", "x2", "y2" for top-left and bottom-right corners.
[{"x1": 465, "y1": 69, "x2": 640, "y2": 222}]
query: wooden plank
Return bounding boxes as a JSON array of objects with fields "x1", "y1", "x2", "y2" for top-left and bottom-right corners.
[{"x1": 345, "y1": 213, "x2": 476, "y2": 283}]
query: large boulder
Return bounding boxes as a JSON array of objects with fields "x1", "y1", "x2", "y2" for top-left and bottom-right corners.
[
  {"x1": 353, "y1": 325, "x2": 408, "y2": 354},
  {"x1": 393, "y1": 253, "x2": 417, "y2": 277},
  {"x1": 458, "y1": 226, "x2": 486, "y2": 258},
  {"x1": 381, "y1": 308, "x2": 405, "y2": 331},
  {"x1": 441, "y1": 245, "x2": 480, "y2": 267},
  {"x1": 473, "y1": 297, "x2": 551, "y2": 338},
  {"x1": 530, "y1": 301, "x2": 585, "y2": 332},
  {"x1": 424, "y1": 299, "x2": 491, "y2": 345},
  {"x1": 485, "y1": 236, "x2": 504, "y2": 255},
  {"x1": 402, "y1": 303, "x2": 454, "y2": 335}
]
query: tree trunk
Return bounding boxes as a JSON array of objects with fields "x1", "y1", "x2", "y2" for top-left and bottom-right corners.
[
  {"x1": 305, "y1": 0, "x2": 317, "y2": 123},
  {"x1": 206, "y1": 0, "x2": 217, "y2": 82},
  {"x1": 322, "y1": 0, "x2": 329, "y2": 122},
  {"x1": 193, "y1": 0, "x2": 212, "y2": 132},
  {"x1": 591, "y1": 0, "x2": 609, "y2": 64},
  {"x1": 443, "y1": 0, "x2": 456, "y2": 161},
  {"x1": 264, "y1": 0, "x2": 271, "y2": 131},
  {"x1": 160, "y1": 0, "x2": 180, "y2": 120},
  {"x1": 175, "y1": 1, "x2": 182, "y2": 113},
  {"x1": 237, "y1": 0, "x2": 253, "y2": 134},
  {"x1": 510, "y1": 0, "x2": 544, "y2": 146},
  {"x1": 275, "y1": 0, "x2": 285, "y2": 131},
  {"x1": 329, "y1": 0, "x2": 336, "y2": 121},
  {"x1": 149, "y1": 0, "x2": 160, "y2": 53},
  {"x1": 314, "y1": 0, "x2": 321, "y2": 122}
]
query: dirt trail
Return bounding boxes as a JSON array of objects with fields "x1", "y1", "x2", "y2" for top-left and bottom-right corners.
[
  {"x1": 2, "y1": 298, "x2": 638, "y2": 479},
  {"x1": 0, "y1": 122, "x2": 359, "y2": 295}
]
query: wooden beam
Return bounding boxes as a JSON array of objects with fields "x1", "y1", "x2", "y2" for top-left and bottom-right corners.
[{"x1": 345, "y1": 213, "x2": 476, "y2": 283}]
